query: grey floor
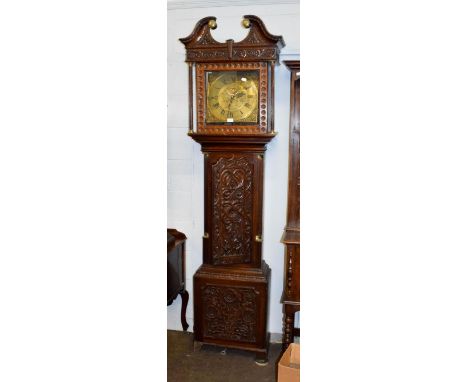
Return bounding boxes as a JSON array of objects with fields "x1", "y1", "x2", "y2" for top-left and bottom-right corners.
[{"x1": 167, "y1": 330, "x2": 282, "y2": 382}]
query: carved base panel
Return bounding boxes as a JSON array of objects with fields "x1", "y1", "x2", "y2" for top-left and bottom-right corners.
[{"x1": 193, "y1": 261, "x2": 271, "y2": 356}]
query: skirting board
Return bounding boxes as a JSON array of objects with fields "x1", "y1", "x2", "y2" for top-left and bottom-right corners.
[{"x1": 269, "y1": 332, "x2": 283, "y2": 344}]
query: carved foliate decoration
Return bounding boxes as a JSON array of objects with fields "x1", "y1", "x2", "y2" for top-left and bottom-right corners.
[
  {"x1": 212, "y1": 155, "x2": 253, "y2": 265},
  {"x1": 187, "y1": 47, "x2": 276, "y2": 62},
  {"x1": 202, "y1": 284, "x2": 257, "y2": 343},
  {"x1": 232, "y1": 48, "x2": 276, "y2": 59},
  {"x1": 187, "y1": 50, "x2": 227, "y2": 60},
  {"x1": 242, "y1": 29, "x2": 263, "y2": 44},
  {"x1": 180, "y1": 15, "x2": 285, "y2": 63},
  {"x1": 195, "y1": 30, "x2": 218, "y2": 46},
  {"x1": 286, "y1": 246, "x2": 293, "y2": 295}
]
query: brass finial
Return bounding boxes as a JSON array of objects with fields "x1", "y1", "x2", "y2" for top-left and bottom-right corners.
[
  {"x1": 208, "y1": 19, "x2": 217, "y2": 29},
  {"x1": 242, "y1": 18, "x2": 250, "y2": 28}
]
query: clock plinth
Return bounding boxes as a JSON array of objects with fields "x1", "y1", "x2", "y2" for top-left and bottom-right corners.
[
  {"x1": 180, "y1": 16, "x2": 284, "y2": 362},
  {"x1": 193, "y1": 261, "x2": 271, "y2": 362}
]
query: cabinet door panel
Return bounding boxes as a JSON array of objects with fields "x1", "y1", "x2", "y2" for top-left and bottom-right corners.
[{"x1": 204, "y1": 152, "x2": 263, "y2": 267}]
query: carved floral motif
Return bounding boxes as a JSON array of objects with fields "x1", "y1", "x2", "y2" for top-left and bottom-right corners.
[
  {"x1": 202, "y1": 284, "x2": 257, "y2": 343},
  {"x1": 212, "y1": 156, "x2": 253, "y2": 265},
  {"x1": 187, "y1": 48, "x2": 277, "y2": 61},
  {"x1": 287, "y1": 246, "x2": 294, "y2": 295},
  {"x1": 187, "y1": 50, "x2": 227, "y2": 60},
  {"x1": 232, "y1": 48, "x2": 276, "y2": 59},
  {"x1": 242, "y1": 30, "x2": 263, "y2": 44},
  {"x1": 195, "y1": 29, "x2": 218, "y2": 46}
]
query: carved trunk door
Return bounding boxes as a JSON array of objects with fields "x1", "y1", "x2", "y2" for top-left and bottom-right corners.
[{"x1": 204, "y1": 152, "x2": 263, "y2": 267}]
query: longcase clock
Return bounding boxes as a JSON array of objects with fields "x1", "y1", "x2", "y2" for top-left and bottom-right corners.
[
  {"x1": 179, "y1": 15, "x2": 284, "y2": 363},
  {"x1": 281, "y1": 60, "x2": 300, "y2": 350}
]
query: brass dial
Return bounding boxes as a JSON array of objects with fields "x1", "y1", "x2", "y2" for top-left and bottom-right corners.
[{"x1": 206, "y1": 71, "x2": 259, "y2": 124}]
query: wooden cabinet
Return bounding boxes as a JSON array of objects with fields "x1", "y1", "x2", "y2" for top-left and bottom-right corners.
[
  {"x1": 167, "y1": 228, "x2": 189, "y2": 331},
  {"x1": 281, "y1": 60, "x2": 300, "y2": 350}
]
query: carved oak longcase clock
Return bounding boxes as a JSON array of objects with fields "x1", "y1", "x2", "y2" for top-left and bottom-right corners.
[{"x1": 179, "y1": 15, "x2": 284, "y2": 363}]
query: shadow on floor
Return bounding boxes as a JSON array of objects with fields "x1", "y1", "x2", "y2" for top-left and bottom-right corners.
[{"x1": 167, "y1": 330, "x2": 282, "y2": 382}]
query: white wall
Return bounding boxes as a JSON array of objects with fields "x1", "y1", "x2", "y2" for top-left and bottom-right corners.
[{"x1": 167, "y1": 1, "x2": 299, "y2": 337}]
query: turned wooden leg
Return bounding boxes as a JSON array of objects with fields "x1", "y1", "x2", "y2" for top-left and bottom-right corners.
[
  {"x1": 282, "y1": 306, "x2": 295, "y2": 351},
  {"x1": 180, "y1": 290, "x2": 189, "y2": 331},
  {"x1": 255, "y1": 349, "x2": 268, "y2": 365}
]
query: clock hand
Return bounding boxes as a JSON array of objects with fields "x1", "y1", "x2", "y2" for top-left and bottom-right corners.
[
  {"x1": 225, "y1": 92, "x2": 245, "y2": 113},
  {"x1": 227, "y1": 94, "x2": 236, "y2": 110}
]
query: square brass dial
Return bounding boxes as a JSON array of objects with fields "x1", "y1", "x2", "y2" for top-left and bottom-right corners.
[{"x1": 205, "y1": 70, "x2": 259, "y2": 124}]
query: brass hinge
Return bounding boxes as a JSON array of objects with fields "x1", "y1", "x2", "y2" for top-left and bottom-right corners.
[{"x1": 255, "y1": 234, "x2": 263, "y2": 242}]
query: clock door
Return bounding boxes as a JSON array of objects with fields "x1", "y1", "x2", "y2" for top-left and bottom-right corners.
[
  {"x1": 203, "y1": 151, "x2": 263, "y2": 268},
  {"x1": 195, "y1": 62, "x2": 269, "y2": 135}
]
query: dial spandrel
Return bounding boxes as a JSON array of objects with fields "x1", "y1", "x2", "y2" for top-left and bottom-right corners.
[{"x1": 205, "y1": 70, "x2": 259, "y2": 124}]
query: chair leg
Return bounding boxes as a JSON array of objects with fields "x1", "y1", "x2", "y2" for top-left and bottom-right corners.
[{"x1": 180, "y1": 290, "x2": 189, "y2": 331}]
